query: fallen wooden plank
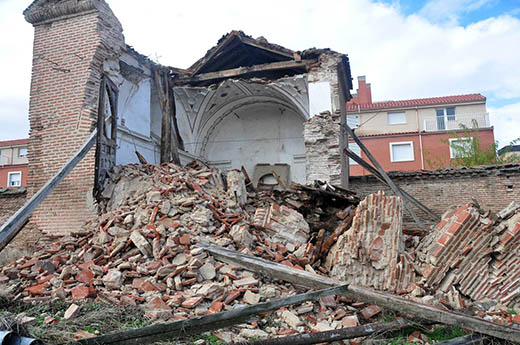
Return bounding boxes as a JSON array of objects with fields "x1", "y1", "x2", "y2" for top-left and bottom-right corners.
[
  {"x1": 197, "y1": 242, "x2": 339, "y2": 290},
  {"x1": 174, "y1": 60, "x2": 313, "y2": 84},
  {"x1": 435, "y1": 334, "x2": 488, "y2": 345},
  {"x1": 238, "y1": 319, "x2": 409, "y2": 345},
  {"x1": 64, "y1": 285, "x2": 349, "y2": 345},
  {"x1": 0, "y1": 129, "x2": 97, "y2": 252},
  {"x1": 198, "y1": 243, "x2": 520, "y2": 343}
]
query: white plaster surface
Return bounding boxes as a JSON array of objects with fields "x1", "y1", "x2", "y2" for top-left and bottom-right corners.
[
  {"x1": 118, "y1": 78, "x2": 152, "y2": 137},
  {"x1": 204, "y1": 103, "x2": 306, "y2": 183},
  {"x1": 308, "y1": 81, "x2": 332, "y2": 117},
  {"x1": 116, "y1": 130, "x2": 159, "y2": 166}
]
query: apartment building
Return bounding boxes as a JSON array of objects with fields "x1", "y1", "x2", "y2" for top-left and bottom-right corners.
[
  {"x1": 0, "y1": 139, "x2": 29, "y2": 188},
  {"x1": 346, "y1": 76, "x2": 495, "y2": 176}
]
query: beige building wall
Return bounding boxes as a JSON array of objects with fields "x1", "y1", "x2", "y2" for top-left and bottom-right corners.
[
  {"x1": 353, "y1": 109, "x2": 418, "y2": 135},
  {"x1": 417, "y1": 102, "x2": 487, "y2": 131},
  {"x1": 0, "y1": 146, "x2": 28, "y2": 166},
  {"x1": 350, "y1": 102, "x2": 487, "y2": 136}
]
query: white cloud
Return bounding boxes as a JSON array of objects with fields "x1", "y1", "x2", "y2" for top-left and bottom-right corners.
[
  {"x1": 489, "y1": 102, "x2": 520, "y2": 148},
  {"x1": 418, "y1": 0, "x2": 493, "y2": 24},
  {"x1": 0, "y1": 0, "x2": 519, "y2": 144}
]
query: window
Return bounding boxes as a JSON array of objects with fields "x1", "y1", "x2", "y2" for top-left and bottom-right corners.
[
  {"x1": 449, "y1": 137, "x2": 473, "y2": 158},
  {"x1": 8, "y1": 172, "x2": 21, "y2": 187},
  {"x1": 348, "y1": 143, "x2": 361, "y2": 165},
  {"x1": 390, "y1": 142, "x2": 414, "y2": 162},
  {"x1": 347, "y1": 114, "x2": 359, "y2": 128},
  {"x1": 436, "y1": 107, "x2": 456, "y2": 130},
  {"x1": 388, "y1": 112, "x2": 406, "y2": 125},
  {"x1": 18, "y1": 148, "x2": 27, "y2": 158}
]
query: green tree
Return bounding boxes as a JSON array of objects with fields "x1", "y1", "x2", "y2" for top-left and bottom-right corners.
[{"x1": 425, "y1": 120, "x2": 519, "y2": 169}]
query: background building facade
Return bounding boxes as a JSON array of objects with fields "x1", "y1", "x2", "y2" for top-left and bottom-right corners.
[
  {"x1": 346, "y1": 76, "x2": 495, "y2": 176},
  {"x1": 0, "y1": 139, "x2": 28, "y2": 188}
]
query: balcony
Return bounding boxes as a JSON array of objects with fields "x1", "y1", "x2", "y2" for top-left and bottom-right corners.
[{"x1": 423, "y1": 113, "x2": 490, "y2": 132}]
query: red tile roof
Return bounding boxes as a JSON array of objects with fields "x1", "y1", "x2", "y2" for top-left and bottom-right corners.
[
  {"x1": 347, "y1": 94, "x2": 486, "y2": 112},
  {"x1": 0, "y1": 139, "x2": 29, "y2": 147}
]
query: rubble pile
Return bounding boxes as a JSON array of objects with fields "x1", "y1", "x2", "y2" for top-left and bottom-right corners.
[
  {"x1": 0, "y1": 162, "x2": 519, "y2": 339},
  {"x1": 415, "y1": 201, "x2": 520, "y2": 310},
  {"x1": 0, "y1": 163, "x2": 371, "y2": 339}
]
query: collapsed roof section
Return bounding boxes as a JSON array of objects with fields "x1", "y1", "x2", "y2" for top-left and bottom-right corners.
[{"x1": 171, "y1": 31, "x2": 353, "y2": 92}]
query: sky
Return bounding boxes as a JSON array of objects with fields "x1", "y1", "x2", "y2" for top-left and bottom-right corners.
[{"x1": 0, "y1": 0, "x2": 519, "y2": 148}]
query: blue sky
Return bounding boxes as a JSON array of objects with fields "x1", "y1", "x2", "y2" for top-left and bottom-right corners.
[
  {"x1": 385, "y1": 0, "x2": 520, "y2": 25},
  {"x1": 0, "y1": 0, "x2": 519, "y2": 148}
]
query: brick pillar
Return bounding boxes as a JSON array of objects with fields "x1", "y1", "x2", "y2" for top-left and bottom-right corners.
[{"x1": 23, "y1": 0, "x2": 124, "y2": 239}]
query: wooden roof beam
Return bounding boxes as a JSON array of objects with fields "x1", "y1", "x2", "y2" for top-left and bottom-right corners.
[{"x1": 174, "y1": 59, "x2": 315, "y2": 85}]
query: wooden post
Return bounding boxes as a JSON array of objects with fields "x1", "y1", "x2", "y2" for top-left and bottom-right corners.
[
  {"x1": 342, "y1": 125, "x2": 426, "y2": 230},
  {"x1": 153, "y1": 66, "x2": 180, "y2": 165},
  {"x1": 337, "y1": 62, "x2": 349, "y2": 188}
]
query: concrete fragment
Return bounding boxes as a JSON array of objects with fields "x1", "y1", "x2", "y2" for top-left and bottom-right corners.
[
  {"x1": 199, "y1": 262, "x2": 216, "y2": 280},
  {"x1": 243, "y1": 290, "x2": 260, "y2": 305},
  {"x1": 64, "y1": 304, "x2": 81, "y2": 320},
  {"x1": 253, "y1": 203, "x2": 310, "y2": 246},
  {"x1": 240, "y1": 328, "x2": 268, "y2": 339},
  {"x1": 130, "y1": 231, "x2": 153, "y2": 258},
  {"x1": 281, "y1": 310, "x2": 302, "y2": 328},
  {"x1": 103, "y1": 269, "x2": 123, "y2": 289},
  {"x1": 227, "y1": 170, "x2": 247, "y2": 207},
  {"x1": 229, "y1": 224, "x2": 254, "y2": 248}
]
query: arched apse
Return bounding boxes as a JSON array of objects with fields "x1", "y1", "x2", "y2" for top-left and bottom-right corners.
[
  {"x1": 174, "y1": 77, "x2": 309, "y2": 183},
  {"x1": 201, "y1": 100, "x2": 306, "y2": 183}
]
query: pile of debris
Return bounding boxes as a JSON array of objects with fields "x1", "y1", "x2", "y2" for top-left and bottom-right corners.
[
  {"x1": 1, "y1": 162, "x2": 519, "y2": 343},
  {"x1": 0, "y1": 163, "x2": 367, "y2": 341}
]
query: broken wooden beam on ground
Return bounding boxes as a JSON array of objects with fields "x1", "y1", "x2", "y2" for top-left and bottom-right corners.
[
  {"x1": 0, "y1": 129, "x2": 97, "y2": 252},
  {"x1": 238, "y1": 319, "x2": 409, "y2": 345},
  {"x1": 197, "y1": 242, "x2": 520, "y2": 343},
  {"x1": 435, "y1": 334, "x2": 488, "y2": 345},
  {"x1": 64, "y1": 285, "x2": 349, "y2": 345}
]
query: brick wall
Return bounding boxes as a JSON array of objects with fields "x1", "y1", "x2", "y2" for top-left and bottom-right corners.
[
  {"x1": 349, "y1": 164, "x2": 520, "y2": 226},
  {"x1": 304, "y1": 111, "x2": 342, "y2": 185},
  {"x1": 24, "y1": 1, "x2": 124, "y2": 237}
]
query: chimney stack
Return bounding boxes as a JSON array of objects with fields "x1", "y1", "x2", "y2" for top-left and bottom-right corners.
[{"x1": 348, "y1": 76, "x2": 372, "y2": 105}]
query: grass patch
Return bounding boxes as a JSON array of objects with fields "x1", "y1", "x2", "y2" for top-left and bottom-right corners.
[
  {"x1": 427, "y1": 325, "x2": 465, "y2": 342},
  {"x1": 193, "y1": 333, "x2": 224, "y2": 345}
]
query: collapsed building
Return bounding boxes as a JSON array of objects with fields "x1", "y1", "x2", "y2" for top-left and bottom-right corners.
[
  {"x1": 1, "y1": 0, "x2": 520, "y2": 344},
  {"x1": 20, "y1": 0, "x2": 353, "y2": 241}
]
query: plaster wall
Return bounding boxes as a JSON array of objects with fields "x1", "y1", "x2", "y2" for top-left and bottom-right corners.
[
  {"x1": 204, "y1": 103, "x2": 306, "y2": 183},
  {"x1": 308, "y1": 82, "x2": 332, "y2": 116},
  {"x1": 109, "y1": 51, "x2": 160, "y2": 166}
]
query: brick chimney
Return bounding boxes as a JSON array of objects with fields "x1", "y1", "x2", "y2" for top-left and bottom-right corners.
[{"x1": 349, "y1": 76, "x2": 372, "y2": 104}]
